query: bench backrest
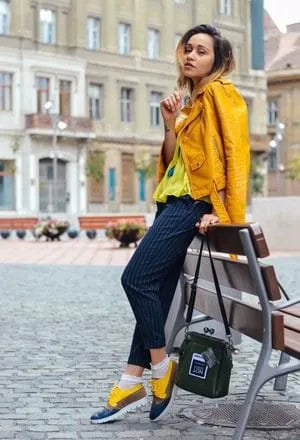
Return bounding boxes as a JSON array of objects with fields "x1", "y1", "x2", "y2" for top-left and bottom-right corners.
[{"x1": 183, "y1": 223, "x2": 285, "y2": 350}]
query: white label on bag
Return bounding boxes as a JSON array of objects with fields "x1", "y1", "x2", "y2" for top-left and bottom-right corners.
[{"x1": 189, "y1": 353, "x2": 208, "y2": 379}]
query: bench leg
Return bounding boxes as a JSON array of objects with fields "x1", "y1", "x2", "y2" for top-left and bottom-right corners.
[
  {"x1": 273, "y1": 352, "x2": 290, "y2": 391},
  {"x1": 232, "y1": 374, "x2": 265, "y2": 440}
]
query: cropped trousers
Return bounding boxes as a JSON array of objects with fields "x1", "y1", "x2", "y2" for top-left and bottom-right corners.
[{"x1": 121, "y1": 195, "x2": 212, "y2": 369}]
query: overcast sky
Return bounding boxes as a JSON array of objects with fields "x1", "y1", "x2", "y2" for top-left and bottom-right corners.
[{"x1": 264, "y1": 0, "x2": 300, "y2": 32}]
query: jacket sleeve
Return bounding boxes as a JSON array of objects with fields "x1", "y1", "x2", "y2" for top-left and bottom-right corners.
[{"x1": 206, "y1": 82, "x2": 250, "y2": 223}]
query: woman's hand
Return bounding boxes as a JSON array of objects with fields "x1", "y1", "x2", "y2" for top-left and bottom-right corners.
[
  {"x1": 195, "y1": 213, "x2": 220, "y2": 235},
  {"x1": 160, "y1": 90, "x2": 182, "y2": 126}
]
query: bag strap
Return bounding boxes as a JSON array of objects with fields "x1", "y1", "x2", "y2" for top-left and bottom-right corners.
[
  {"x1": 186, "y1": 236, "x2": 205, "y2": 324},
  {"x1": 185, "y1": 235, "x2": 234, "y2": 350}
]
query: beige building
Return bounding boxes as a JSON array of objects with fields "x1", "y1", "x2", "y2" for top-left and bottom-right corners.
[
  {"x1": 0, "y1": 0, "x2": 267, "y2": 220},
  {"x1": 265, "y1": 12, "x2": 300, "y2": 196}
]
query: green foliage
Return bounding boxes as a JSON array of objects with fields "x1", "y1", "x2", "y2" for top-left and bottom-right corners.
[
  {"x1": 10, "y1": 135, "x2": 22, "y2": 154},
  {"x1": 85, "y1": 151, "x2": 105, "y2": 183},
  {"x1": 105, "y1": 221, "x2": 147, "y2": 247},
  {"x1": 134, "y1": 151, "x2": 156, "y2": 179},
  {"x1": 285, "y1": 153, "x2": 300, "y2": 181},
  {"x1": 134, "y1": 159, "x2": 156, "y2": 179},
  {"x1": 250, "y1": 156, "x2": 265, "y2": 196}
]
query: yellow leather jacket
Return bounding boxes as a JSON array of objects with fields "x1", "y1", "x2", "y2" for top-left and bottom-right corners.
[{"x1": 157, "y1": 78, "x2": 250, "y2": 223}]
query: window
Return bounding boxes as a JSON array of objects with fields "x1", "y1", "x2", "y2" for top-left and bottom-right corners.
[
  {"x1": 0, "y1": 160, "x2": 15, "y2": 210},
  {"x1": 36, "y1": 76, "x2": 50, "y2": 113},
  {"x1": 139, "y1": 171, "x2": 146, "y2": 201},
  {"x1": 59, "y1": 80, "x2": 71, "y2": 116},
  {"x1": 268, "y1": 148, "x2": 277, "y2": 171},
  {"x1": 121, "y1": 153, "x2": 134, "y2": 203},
  {"x1": 175, "y1": 33, "x2": 182, "y2": 48},
  {"x1": 88, "y1": 83, "x2": 103, "y2": 119},
  {"x1": 150, "y1": 91, "x2": 162, "y2": 127},
  {"x1": 0, "y1": 0, "x2": 9, "y2": 34},
  {"x1": 118, "y1": 23, "x2": 131, "y2": 55},
  {"x1": 0, "y1": 72, "x2": 12, "y2": 111},
  {"x1": 40, "y1": 9, "x2": 56, "y2": 44},
  {"x1": 219, "y1": 0, "x2": 231, "y2": 15},
  {"x1": 148, "y1": 28, "x2": 160, "y2": 59},
  {"x1": 120, "y1": 87, "x2": 133, "y2": 123},
  {"x1": 108, "y1": 167, "x2": 116, "y2": 201},
  {"x1": 267, "y1": 100, "x2": 278, "y2": 125},
  {"x1": 87, "y1": 17, "x2": 100, "y2": 50}
]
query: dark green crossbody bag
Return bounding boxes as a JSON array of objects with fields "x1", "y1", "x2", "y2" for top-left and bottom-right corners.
[{"x1": 175, "y1": 236, "x2": 234, "y2": 398}]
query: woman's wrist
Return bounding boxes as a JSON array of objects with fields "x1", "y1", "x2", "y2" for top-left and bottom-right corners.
[{"x1": 163, "y1": 120, "x2": 175, "y2": 133}]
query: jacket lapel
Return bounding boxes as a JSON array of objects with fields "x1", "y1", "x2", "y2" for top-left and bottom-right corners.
[{"x1": 176, "y1": 100, "x2": 203, "y2": 135}]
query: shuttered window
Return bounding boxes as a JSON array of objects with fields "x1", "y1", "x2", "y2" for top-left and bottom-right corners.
[{"x1": 121, "y1": 153, "x2": 134, "y2": 203}]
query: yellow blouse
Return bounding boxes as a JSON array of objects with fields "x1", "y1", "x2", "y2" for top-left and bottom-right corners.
[{"x1": 153, "y1": 138, "x2": 190, "y2": 203}]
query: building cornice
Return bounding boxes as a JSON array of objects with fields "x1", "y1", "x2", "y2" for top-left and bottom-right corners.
[{"x1": 267, "y1": 69, "x2": 300, "y2": 83}]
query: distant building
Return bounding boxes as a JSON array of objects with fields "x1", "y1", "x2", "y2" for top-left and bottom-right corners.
[
  {"x1": 265, "y1": 11, "x2": 300, "y2": 196},
  {"x1": 0, "y1": 0, "x2": 267, "y2": 220}
]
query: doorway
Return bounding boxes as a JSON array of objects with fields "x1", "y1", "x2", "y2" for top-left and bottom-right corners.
[{"x1": 39, "y1": 158, "x2": 67, "y2": 213}]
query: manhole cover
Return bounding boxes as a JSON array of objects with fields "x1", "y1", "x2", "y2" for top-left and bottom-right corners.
[{"x1": 180, "y1": 403, "x2": 300, "y2": 430}]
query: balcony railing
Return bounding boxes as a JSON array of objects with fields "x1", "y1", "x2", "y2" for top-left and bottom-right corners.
[{"x1": 25, "y1": 114, "x2": 95, "y2": 138}]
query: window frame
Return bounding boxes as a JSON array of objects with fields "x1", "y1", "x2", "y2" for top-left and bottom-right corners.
[
  {"x1": 219, "y1": 0, "x2": 231, "y2": 16},
  {"x1": 59, "y1": 79, "x2": 72, "y2": 116},
  {"x1": 40, "y1": 8, "x2": 56, "y2": 44},
  {"x1": 267, "y1": 100, "x2": 279, "y2": 126},
  {"x1": 0, "y1": 71, "x2": 13, "y2": 111},
  {"x1": 87, "y1": 16, "x2": 101, "y2": 50},
  {"x1": 36, "y1": 76, "x2": 50, "y2": 114},
  {"x1": 118, "y1": 22, "x2": 131, "y2": 55},
  {"x1": 88, "y1": 83, "x2": 103, "y2": 120},
  {"x1": 148, "y1": 28, "x2": 160, "y2": 59},
  {"x1": 120, "y1": 87, "x2": 134, "y2": 123},
  {"x1": 0, "y1": 159, "x2": 15, "y2": 210},
  {"x1": 149, "y1": 91, "x2": 163, "y2": 127},
  {"x1": 0, "y1": 0, "x2": 10, "y2": 35}
]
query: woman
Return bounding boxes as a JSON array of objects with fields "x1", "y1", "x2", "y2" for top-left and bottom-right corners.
[{"x1": 91, "y1": 24, "x2": 250, "y2": 424}]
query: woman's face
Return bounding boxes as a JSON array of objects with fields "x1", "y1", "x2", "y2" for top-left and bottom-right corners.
[{"x1": 182, "y1": 33, "x2": 215, "y2": 84}]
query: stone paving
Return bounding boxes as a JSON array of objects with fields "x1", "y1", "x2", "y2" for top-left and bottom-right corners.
[{"x1": 0, "y1": 239, "x2": 299, "y2": 440}]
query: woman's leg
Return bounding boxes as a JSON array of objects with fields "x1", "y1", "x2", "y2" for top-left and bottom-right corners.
[{"x1": 122, "y1": 197, "x2": 212, "y2": 368}]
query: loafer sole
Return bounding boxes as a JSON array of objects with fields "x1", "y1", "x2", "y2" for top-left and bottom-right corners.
[{"x1": 90, "y1": 396, "x2": 148, "y2": 424}]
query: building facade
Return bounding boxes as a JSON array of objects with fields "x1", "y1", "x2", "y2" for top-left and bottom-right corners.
[
  {"x1": 265, "y1": 13, "x2": 300, "y2": 196},
  {"x1": 0, "y1": 0, "x2": 267, "y2": 220}
]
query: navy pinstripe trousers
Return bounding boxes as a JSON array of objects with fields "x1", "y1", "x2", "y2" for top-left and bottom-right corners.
[{"x1": 121, "y1": 195, "x2": 212, "y2": 369}]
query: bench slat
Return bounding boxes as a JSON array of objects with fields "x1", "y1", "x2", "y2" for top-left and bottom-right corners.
[
  {"x1": 283, "y1": 306, "x2": 300, "y2": 318},
  {"x1": 184, "y1": 252, "x2": 281, "y2": 301},
  {"x1": 280, "y1": 312, "x2": 300, "y2": 333},
  {"x1": 284, "y1": 328, "x2": 300, "y2": 360},
  {"x1": 186, "y1": 285, "x2": 285, "y2": 351},
  {"x1": 207, "y1": 223, "x2": 269, "y2": 258},
  {"x1": 78, "y1": 215, "x2": 145, "y2": 230}
]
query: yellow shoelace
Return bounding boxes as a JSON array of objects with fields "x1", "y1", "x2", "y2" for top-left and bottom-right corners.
[{"x1": 150, "y1": 379, "x2": 167, "y2": 399}]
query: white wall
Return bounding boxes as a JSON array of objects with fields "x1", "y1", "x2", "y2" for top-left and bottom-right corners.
[{"x1": 251, "y1": 197, "x2": 300, "y2": 252}]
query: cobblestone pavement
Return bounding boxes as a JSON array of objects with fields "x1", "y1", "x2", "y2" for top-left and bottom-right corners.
[{"x1": 0, "y1": 249, "x2": 299, "y2": 439}]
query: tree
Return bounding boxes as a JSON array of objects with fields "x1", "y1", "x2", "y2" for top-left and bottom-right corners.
[
  {"x1": 285, "y1": 152, "x2": 300, "y2": 181},
  {"x1": 85, "y1": 151, "x2": 105, "y2": 183}
]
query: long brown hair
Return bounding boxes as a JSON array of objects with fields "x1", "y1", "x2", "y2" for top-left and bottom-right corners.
[{"x1": 176, "y1": 24, "x2": 235, "y2": 94}]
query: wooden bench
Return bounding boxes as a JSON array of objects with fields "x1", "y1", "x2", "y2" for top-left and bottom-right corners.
[
  {"x1": 0, "y1": 217, "x2": 39, "y2": 230},
  {"x1": 78, "y1": 215, "x2": 146, "y2": 230},
  {"x1": 166, "y1": 223, "x2": 300, "y2": 440}
]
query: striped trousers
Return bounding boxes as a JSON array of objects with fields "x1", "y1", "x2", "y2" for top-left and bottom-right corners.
[{"x1": 121, "y1": 195, "x2": 212, "y2": 369}]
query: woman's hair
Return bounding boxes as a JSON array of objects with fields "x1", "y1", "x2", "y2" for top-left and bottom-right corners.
[{"x1": 176, "y1": 24, "x2": 235, "y2": 94}]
